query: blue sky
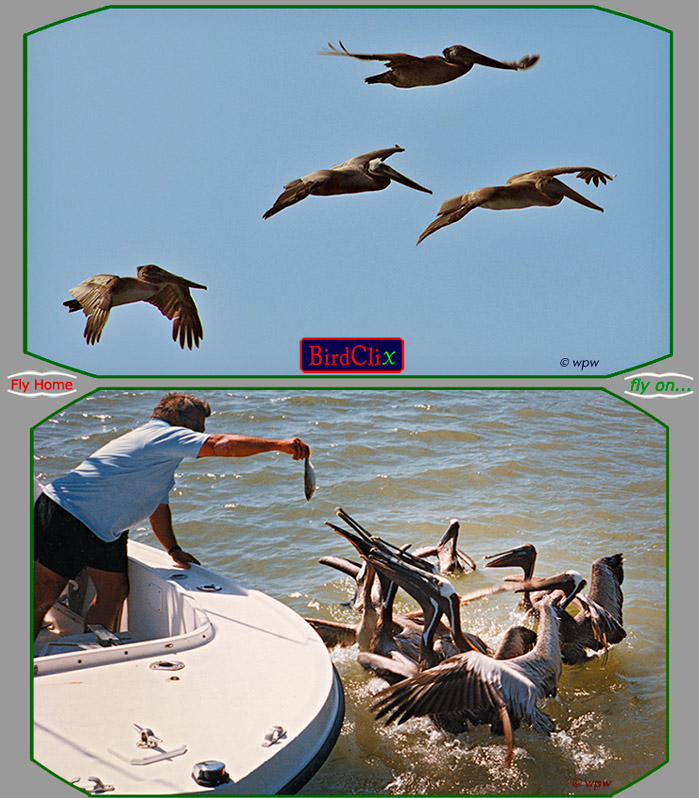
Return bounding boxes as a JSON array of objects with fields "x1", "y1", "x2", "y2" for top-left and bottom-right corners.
[{"x1": 25, "y1": 6, "x2": 670, "y2": 377}]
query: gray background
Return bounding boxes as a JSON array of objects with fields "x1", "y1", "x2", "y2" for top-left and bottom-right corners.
[{"x1": 3, "y1": 1, "x2": 694, "y2": 795}]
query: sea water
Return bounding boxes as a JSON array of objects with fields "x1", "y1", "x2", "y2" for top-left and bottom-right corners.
[{"x1": 33, "y1": 389, "x2": 666, "y2": 795}]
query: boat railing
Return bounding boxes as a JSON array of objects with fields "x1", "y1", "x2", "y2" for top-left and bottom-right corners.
[
  {"x1": 34, "y1": 606, "x2": 212, "y2": 677},
  {"x1": 35, "y1": 553, "x2": 216, "y2": 677}
]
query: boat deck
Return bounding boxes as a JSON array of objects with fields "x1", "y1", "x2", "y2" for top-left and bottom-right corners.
[{"x1": 33, "y1": 541, "x2": 344, "y2": 794}]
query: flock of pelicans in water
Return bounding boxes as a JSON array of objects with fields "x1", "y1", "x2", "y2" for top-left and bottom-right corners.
[
  {"x1": 306, "y1": 508, "x2": 626, "y2": 767},
  {"x1": 61, "y1": 39, "x2": 615, "y2": 349}
]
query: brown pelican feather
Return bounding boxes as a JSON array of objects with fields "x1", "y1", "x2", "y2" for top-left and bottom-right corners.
[
  {"x1": 319, "y1": 41, "x2": 539, "y2": 89},
  {"x1": 64, "y1": 264, "x2": 206, "y2": 349},
  {"x1": 417, "y1": 167, "x2": 614, "y2": 244},
  {"x1": 263, "y1": 146, "x2": 431, "y2": 219}
]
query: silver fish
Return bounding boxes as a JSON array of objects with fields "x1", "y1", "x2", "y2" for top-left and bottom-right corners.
[{"x1": 304, "y1": 451, "x2": 316, "y2": 501}]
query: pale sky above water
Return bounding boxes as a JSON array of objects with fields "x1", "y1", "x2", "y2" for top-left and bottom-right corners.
[{"x1": 25, "y1": 6, "x2": 670, "y2": 376}]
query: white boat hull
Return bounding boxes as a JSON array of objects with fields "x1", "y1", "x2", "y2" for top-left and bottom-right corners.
[{"x1": 33, "y1": 540, "x2": 344, "y2": 794}]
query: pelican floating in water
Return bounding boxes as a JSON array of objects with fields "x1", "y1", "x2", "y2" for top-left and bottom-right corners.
[
  {"x1": 63, "y1": 264, "x2": 207, "y2": 349},
  {"x1": 372, "y1": 573, "x2": 586, "y2": 766},
  {"x1": 485, "y1": 546, "x2": 626, "y2": 663},
  {"x1": 328, "y1": 509, "x2": 545, "y2": 666},
  {"x1": 416, "y1": 167, "x2": 614, "y2": 244},
  {"x1": 319, "y1": 42, "x2": 540, "y2": 88},
  {"x1": 414, "y1": 519, "x2": 477, "y2": 574},
  {"x1": 309, "y1": 544, "x2": 451, "y2": 668},
  {"x1": 559, "y1": 553, "x2": 626, "y2": 664},
  {"x1": 262, "y1": 146, "x2": 431, "y2": 219}
]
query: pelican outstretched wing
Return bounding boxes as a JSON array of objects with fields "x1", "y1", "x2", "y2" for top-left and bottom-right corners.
[
  {"x1": 572, "y1": 593, "x2": 626, "y2": 648},
  {"x1": 263, "y1": 175, "x2": 328, "y2": 219},
  {"x1": 443, "y1": 45, "x2": 539, "y2": 71},
  {"x1": 145, "y1": 284, "x2": 204, "y2": 350},
  {"x1": 507, "y1": 167, "x2": 615, "y2": 188},
  {"x1": 587, "y1": 554, "x2": 624, "y2": 626},
  {"x1": 340, "y1": 145, "x2": 404, "y2": 169},
  {"x1": 65, "y1": 274, "x2": 120, "y2": 345},
  {"x1": 416, "y1": 191, "x2": 488, "y2": 245},
  {"x1": 319, "y1": 41, "x2": 423, "y2": 68},
  {"x1": 371, "y1": 649, "x2": 554, "y2": 765}
]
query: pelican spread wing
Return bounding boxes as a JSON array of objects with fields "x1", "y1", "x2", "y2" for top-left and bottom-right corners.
[
  {"x1": 318, "y1": 41, "x2": 423, "y2": 68},
  {"x1": 587, "y1": 554, "x2": 624, "y2": 626},
  {"x1": 145, "y1": 284, "x2": 204, "y2": 350},
  {"x1": 65, "y1": 274, "x2": 120, "y2": 345},
  {"x1": 372, "y1": 648, "x2": 554, "y2": 764},
  {"x1": 341, "y1": 145, "x2": 405, "y2": 168},
  {"x1": 262, "y1": 176, "x2": 326, "y2": 219},
  {"x1": 507, "y1": 167, "x2": 615, "y2": 188},
  {"x1": 444, "y1": 45, "x2": 539, "y2": 71},
  {"x1": 416, "y1": 192, "x2": 486, "y2": 245}
]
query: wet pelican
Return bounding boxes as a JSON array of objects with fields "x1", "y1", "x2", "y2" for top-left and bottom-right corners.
[
  {"x1": 63, "y1": 264, "x2": 207, "y2": 349},
  {"x1": 329, "y1": 509, "x2": 523, "y2": 666},
  {"x1": 308, "y1": 547, "x2": 447, "y2": 666},
  {"x1": 372, "y1": 574, "x2": 586, "y2": 766},
  {"x1": 416, "y1": 167, "x2": 614, "y2": 244},
  {"x1": 262, "y1": 146, "x2": 431, "y2": 219},
  {"x1": 484, "y1": 543, "x2": 538, "y2": 610},
  {"x1": 559, "y1": 553, "x2": 626, "y2": 664},
  {"x1": 414, "y1": 519, "x2": 477, "y2": 574},
  {"x1": 358, "y1": 625, "x2": 537, "y2": 685},
  {"x1": 319, "y1": 42, "x2": 539, "y2": 88},
  {"x1": 324, "y1": 517, "x2": 471, "y2": 662},
  {"x1": 485, "y1": 547, "x2": 626, "y2": 663},
  {"x1": 305, "y1": 557, "x2": 382, "y2": 651}
]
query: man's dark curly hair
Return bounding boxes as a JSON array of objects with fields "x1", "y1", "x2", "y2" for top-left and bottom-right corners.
[{"x1": 151, "y1": 393, "x2": 211, "y2": 426}]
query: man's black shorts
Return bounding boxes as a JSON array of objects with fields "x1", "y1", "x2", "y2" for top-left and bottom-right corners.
[{"x1": 34, "y1": 493, "x2": 128, "y2": 579}]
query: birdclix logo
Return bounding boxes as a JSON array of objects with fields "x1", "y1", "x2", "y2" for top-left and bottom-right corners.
[{"x1": 300, "y1": 338, "x2": 404, "y2": 373}]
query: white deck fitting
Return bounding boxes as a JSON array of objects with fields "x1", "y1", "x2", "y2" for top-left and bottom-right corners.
[{"x1": 33, "y1": 541, "x2": 343, "y2": 794}]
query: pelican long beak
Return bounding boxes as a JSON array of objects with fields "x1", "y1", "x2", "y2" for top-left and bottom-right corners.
[
  {"x1": 137, "y1": 265, "x2": 207, "y2": 290},
  {"x1": 375, "y1": 163, "x2": 432, "y2": 194},
  {"x1": 165, "y1": 274, "x2": 207, "y2": 290},
  {"x1": 558, "y1": 183, "x2": 604, "y2": 212},
  {"x1": 483, "y1": 545, "x2": 535, "y2": 571},
  {"x1": 516, "y1": 571, "x2": 587, "y2": 609},
  {"x1": 438, "y1": 520, "x2": 460, "y2": 547},
  {"x1": 558, "y1": 575, "x2": 587, "y2": 610}
]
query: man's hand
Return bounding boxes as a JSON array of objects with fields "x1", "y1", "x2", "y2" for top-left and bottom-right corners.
[
  {"x1": 170, "y1": 548, "x2": 201, "y2": 569},
  {"x1": 278, "y1": 437, "x2": 310, "y2": 460}
]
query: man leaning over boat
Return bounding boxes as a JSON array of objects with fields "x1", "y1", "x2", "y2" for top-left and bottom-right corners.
[{"x1": 33, "y1": 393, "x2": 310, "y2": 640}]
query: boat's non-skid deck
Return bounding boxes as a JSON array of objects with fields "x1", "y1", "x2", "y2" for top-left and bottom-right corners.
[{"x1": 33, "y1": 541, "x2": 343, "y2": 794}]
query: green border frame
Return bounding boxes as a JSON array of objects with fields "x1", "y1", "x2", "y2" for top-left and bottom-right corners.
[
  {"x1": 29, "y1": 385, "x2": 669, "y2": 796},
  {"x1": 22, "y1": 5, "x2": 673, "y2": 379}
]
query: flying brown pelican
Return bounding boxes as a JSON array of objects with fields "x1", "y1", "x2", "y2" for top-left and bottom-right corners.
[
  {"x1": 319, "y1": 41, "x2": 540, "y2": 88},
  {"x1": 63, "y1": 264, "x2": 207, "y2": 349},
  {"x1": 414, "y1": 519, "x2": 477, "y2": 574},
  {"x1": 372, "y1": 574, "x2": 586, "y2": 765},
  {"x1": 416, "y1": 167, "x2": 614, "y2": 244},
  {"x1": 262, "y1": 146, "x2": 431, "y2": 219}
]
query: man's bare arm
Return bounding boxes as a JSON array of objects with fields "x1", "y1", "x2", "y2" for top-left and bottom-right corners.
[{"x1": 197, "y1": 435, "x2": 310, "y2": 460}]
